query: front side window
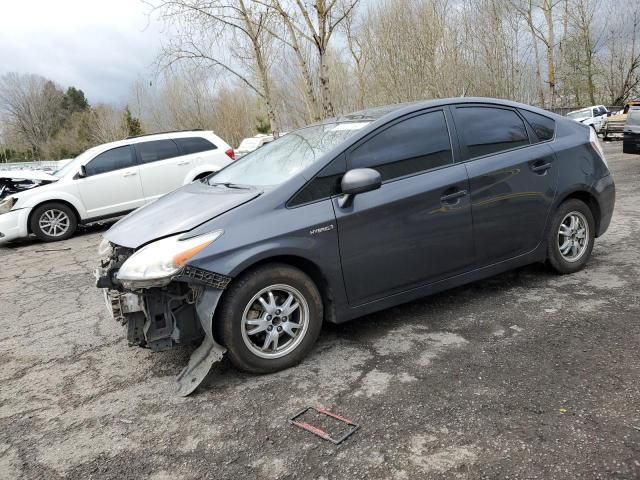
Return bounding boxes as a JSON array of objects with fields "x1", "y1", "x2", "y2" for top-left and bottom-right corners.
[
  {"x1": 520, "y1": 109, "x2": 555, "y2": 142},
  {"x1": 455, "y1": 107, "x2": 529, "y2": 159},
  {"x1": 348, "y1": 110, "x2": 453, "y2": 181},
  {"x1": 210, "y1": 122, "x2": 369, "y2": 187},
  {"x1": 136, "y1": 140, "x2": 180, "y2": 164},
  {"x1": 85, "y1": 146, "x2": 135, "y2": 176},
  {"x1": 175, "y1": 137, "x2": 217, "y2": 155}
]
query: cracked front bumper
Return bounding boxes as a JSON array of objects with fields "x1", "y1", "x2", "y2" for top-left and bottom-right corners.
[{"x1": 96, "y1": 249, "x2": 230, "y2": 395}]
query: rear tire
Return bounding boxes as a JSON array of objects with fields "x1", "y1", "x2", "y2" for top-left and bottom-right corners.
[
  {"x1": 546, "y1": 199, "x2": 595, "y2": 274},
  {"x1": 30, "y1": 202, "x2": 77, "y2": 242},
  {"x1": 214, "y1": 263, "x2": 323, "y2": 373}
]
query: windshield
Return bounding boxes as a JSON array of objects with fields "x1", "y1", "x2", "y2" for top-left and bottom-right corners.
[
  {"x1": 210, "y1": 121, "x2": 370, "y2": 187},
  {"x1": 627, "y1": 110, "x2": 640, "y2": 126},
  {"x1": 567, "y1": 109, "x2": 590, "y2": 120},
  {"x1": 53, "y1": 148, "x2": 98, "y2": 178}
]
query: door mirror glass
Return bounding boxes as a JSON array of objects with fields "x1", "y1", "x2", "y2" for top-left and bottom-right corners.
[{"x1": 341, "y1": 168, "x2": 381, "y2": 195}]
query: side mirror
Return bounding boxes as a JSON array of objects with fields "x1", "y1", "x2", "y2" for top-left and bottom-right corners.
[
  {"x1": 338, "y1": 168, "x2": 381, "y2": 208},
  {"x1": 78, "y1": 165, "x2": 87, "y2": 178}
]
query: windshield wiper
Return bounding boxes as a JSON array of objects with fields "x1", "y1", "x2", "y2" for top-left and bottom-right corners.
[{"x1": 209, "y1": 181, "x2": 251, "y2": 189}]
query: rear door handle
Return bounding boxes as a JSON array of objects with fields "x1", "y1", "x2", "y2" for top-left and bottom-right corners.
[
  {"x1": 440, "y1": 189, "x2": 468, "y2": 204},
  {"x1": 123, "y1": 171, "x2": 137, "y2": 177},
  {"x1": 531, "y1": 162, "x2": 552, "y2": 174}
]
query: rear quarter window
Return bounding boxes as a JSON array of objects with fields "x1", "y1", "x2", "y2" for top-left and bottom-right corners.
[
  {"x1": 175, "y1": 137, "x2": 217, "y2": 155},
  {"x1": 519, "y1": 110, "x2": 556, "y2": 142}
]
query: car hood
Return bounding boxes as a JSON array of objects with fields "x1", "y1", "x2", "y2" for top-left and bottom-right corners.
[
  {"x1": 0, "y1": 169, "x2": 59, "y2": 182},
  {"x1": 104, "y1": 181, "x2": 262, "y2": 249}
]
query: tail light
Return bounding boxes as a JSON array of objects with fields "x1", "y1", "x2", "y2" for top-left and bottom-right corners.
[
  {"x1": 589, "y1": 127, "x2": 608, "y2": 168},
  {"x1": 225, "y1": 148, "x2": 235, "y2": 160}
]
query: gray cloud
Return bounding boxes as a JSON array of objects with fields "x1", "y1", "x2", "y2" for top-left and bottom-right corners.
[{"x1": 0, "y1": 0, "x2": 164, "y2": 106}]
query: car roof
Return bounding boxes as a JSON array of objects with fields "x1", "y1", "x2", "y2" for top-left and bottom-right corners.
[
  {"x1": 84, "y1": 130, "x2": 229, "y2": 156},
  {"x1": 322, "y1": 97, "x2": 562, "y2": 127}
]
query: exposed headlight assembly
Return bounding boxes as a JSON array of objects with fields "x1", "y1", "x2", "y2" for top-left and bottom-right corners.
[
  {"x1": 117, "y1": 230, "x2": 223, "y2": 288},
  {"x1": 0, "y1": 197, "x2": 16, "y2": 215},
  {"x1": 97, "y1": 237, "x2": 113, "y2": 257}
]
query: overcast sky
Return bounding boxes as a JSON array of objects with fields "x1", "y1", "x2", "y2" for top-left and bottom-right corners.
[{"x1": 0, "y1": 0, "x2": 164, "y2": 106}]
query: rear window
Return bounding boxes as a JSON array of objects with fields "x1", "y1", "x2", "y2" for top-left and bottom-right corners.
[
  {"x1": 175, "y1": 137, "x2": 217, "y2": 155},
  {"x1": 627, "y1": 110, "x2": 640, "y2": 126},
  {"x1": 519, "y1": 109, "x2": 555, "y2": 141}
]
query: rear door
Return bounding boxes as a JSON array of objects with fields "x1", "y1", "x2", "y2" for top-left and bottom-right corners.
[
  {"x1": 134, "y1": 139, "x2": 186, "y2": 203},
  {"x1": 334, "y1": 109, "x2": 475, "y2": 306},
  {"x1": 76, "y1": 145, "x2": 144, "y2": 218},
  {"x1": 452, "y1": 105, "x2": 559, "y2": 266}
]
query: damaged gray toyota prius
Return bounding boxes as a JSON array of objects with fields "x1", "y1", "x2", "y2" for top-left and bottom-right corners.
[{"x1": 96, "y1": 98, "x2": 615, "y2": 395}]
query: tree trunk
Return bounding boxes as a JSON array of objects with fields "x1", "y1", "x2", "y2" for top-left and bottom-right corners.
[
  {"x1": 543, "y1": 0, "x2": 556, "y2": 107},
  {"x1": 319, "y1": 51, "x2": 335, "y2": 118}
]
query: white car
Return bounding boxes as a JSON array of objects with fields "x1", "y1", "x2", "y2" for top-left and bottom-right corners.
[
  {"x1": 566, "y1": 105, "x2": 610, "y2": 132},
  {"x1": 0, "y1": 130, "x2": 235, "y2": 244},
  {"x1": 235, "y1": 134, "x2": 274, "y2": 157}
]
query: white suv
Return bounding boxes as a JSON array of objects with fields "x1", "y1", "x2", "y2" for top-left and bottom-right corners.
[{"x1": 0, "y1": 130, "x2": 235, "y2": 244}]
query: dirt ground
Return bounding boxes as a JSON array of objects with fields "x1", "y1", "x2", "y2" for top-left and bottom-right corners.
[{"x1": 1, "y1": 142, "x2": 639, "y2": 480}]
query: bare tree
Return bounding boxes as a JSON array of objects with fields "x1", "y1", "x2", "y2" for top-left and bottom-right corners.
[
  {"x1": 570, "y1": 0, "x2": 604, "y2": 104},
  {"x1": 150, "y1": 0, "x2": 279, "y2": 132},
  {"x1": 603, "y1": 1, "x2": 640, "y2": 104},
  {"x1": 267, "y1": 0, "x2": 359, "y2": 119},
  {"x1": 0, "y1": 73, "x2": 64, "y2": 156}
]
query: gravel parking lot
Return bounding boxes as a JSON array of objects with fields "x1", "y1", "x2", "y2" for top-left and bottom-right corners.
[{"x1": 1, "y1": 141, "x2": 639, "y2": 480}]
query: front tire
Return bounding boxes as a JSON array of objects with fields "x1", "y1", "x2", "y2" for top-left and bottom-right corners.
[
  {"x1": 30, "y1": 202, "x2": 77, "y2": 242},
  {"x1": 546, "y1": 199, "x2": 595, "y2": 274},
  {"x1": 215, "y1": 263, "x2": 323, "y2": 373}
]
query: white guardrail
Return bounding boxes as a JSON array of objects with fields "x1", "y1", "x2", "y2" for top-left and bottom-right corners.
[{"x1": 0, "y1": 159, "x2": 72, "y2": 172}]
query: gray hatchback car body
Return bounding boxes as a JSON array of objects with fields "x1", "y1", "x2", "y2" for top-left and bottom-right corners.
[{"x1": 98, "y1": 97, "x2": 615, "y2": 394}]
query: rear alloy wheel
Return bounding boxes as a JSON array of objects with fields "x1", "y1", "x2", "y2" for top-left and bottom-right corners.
[
  {"x1": 215, "y1": 264, "x2": 323, "y2": 373},
  {"x1": 547, "y1": 199, "x2": 595, "y2": 274},
  {"x1": 30, "y1": 202, "x2": 77, "y2": 242}
]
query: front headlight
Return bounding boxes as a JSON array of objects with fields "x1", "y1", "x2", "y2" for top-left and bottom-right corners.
[
  {"x1": 97, "y1": 237, "x2": 113, "y2": 257},
  {"x1": 0, "y1": 197, "x2": 16, "y2": 215},
  {"x1": 116, "y1": 230, "x2": 223, "y2": 287}
]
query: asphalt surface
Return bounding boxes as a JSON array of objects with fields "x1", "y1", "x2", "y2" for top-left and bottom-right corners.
[{"x1": 1, "y1": 141, "x2": 639, "y2": 480}]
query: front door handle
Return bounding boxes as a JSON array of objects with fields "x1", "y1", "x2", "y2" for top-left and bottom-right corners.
[
  {"x1": 177, "y1": 160, "x2": 190, "y2": 166},
  {"x1": 531, "y1": 162, "x2": 552, "y2": 174},
  {"x1": 123, "y1": 171, "x2": 138, "y2": 177},
  {"x1": 440, "y1": 189, "x2": 468, "y2": 204}
]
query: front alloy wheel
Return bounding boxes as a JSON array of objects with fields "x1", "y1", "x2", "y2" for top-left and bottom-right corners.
[
  {"x1": 241, "y1": 284, "x2": 309, "y2": 359},
  {"x1": 30, "y1": 202, "x2": 78, "y2": 242},
  {"x1": 215, "y1": 263, "x2": 323, "y2": 373}
]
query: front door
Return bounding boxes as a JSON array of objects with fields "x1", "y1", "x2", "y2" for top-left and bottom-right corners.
[
  {"x1": 76, "y1": 145, "x2": 145, "y2": 218},
  {"x1": 451, "y1": 105, "x2": 559, "y2": 266},
  {"x1": 334, "y1": 109, "x2": 474, "y2": 306}
]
